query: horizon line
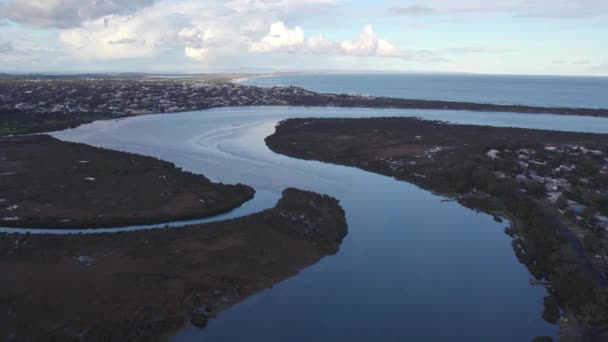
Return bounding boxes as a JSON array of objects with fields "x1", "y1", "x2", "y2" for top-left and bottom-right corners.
[{"x1": 1, "y1": 70, "x2": 608, "y2": 78}]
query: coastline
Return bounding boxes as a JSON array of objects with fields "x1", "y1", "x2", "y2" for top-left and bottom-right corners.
[
  {"x1": 3, "y1": 77, "x2": 608, "y2": 138},
  {"x1": 0, "y1": 188, "x2": 348, "y2": 341},
  {"x1": 265, "y1": 117, "x2": 608, "y2": 341},
  {"x1": 229, "y1": 73, "x2": 275, "y2": 84},
  {"x1": 0, "y1": 134, "x2": 255, "y2": 229}
]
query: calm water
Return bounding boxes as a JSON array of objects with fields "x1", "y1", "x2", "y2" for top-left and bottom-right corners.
[
  {"x1": 241, "y1": 73, "x2": 608, "y2": 109},
  {"x1": 48, "y1": 106, "x2": 608, "y2": 341}
]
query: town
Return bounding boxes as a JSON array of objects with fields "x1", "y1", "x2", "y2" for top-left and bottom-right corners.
[
  {"x1": 0, "y1": 77, "x2": 321, "y2": 116},
  {"x1": 1, "y1": 75, "x2": 606, "y2": 136},
  {"x1": 485, "y1": 143, "x2": 608, "y2": 273}
]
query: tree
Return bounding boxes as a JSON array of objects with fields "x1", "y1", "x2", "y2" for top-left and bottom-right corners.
[
  {"x1": 531, "y1": 337, "x2": 553, "y2": 342},
  {"x1": 581, "y1": 206, "x2": 598, "y2": 224},
  {"x1": 596, "y1": 174, "x2": 608, "y2": 192},
  {"x1": 556, "y1": 195, "x2": 568, "y2": 210},
  {"x1": 583, "y1": 233, "x2": 601, "y2": 254},
  {"x1": 542, "y1": 295, "x2": 561, "y2": 324}
]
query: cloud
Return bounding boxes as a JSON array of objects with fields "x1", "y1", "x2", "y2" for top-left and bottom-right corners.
[
  {"x1": 108, "y1": 38, "x2": 139, "y2": 45},
  {"x1": 339, "y1": 25, "x2": 404, "y2": 58},
  {"x1": 250, "y1": 22, "x2": 444, "y2": 62},
  {"x1": 387, "y1": 1, "x2": 608, "y2": 19},
  {"x1": 389, "y1": 5, "x2": 434, "y2": 16},
  {"x1": 593, "y1": 63, "x2": 608, "y2": 73},
  {"x1": 250, "y1": 21, "x2": 304, "y2": 53},
  {"x1": 49, "y1": 0, "x2": 341, "y2": 62},
  {"x1": 59, "y1": 13, "x2": 167, "y2": 59},
  {"x1": 438, "y1": 47, "x2": 486, "y2": 54},
  {"x1": 552, "y1": 59, "x2": 595, "y2": 66},
  {"x1": 250, "y1": 21, "x2": 342, "y2": 57},
  {"x1": 0, "y1": 41, "x2": 15, "y2": 53},
  {"x1": 184, "y1": 47, "x2": 209, "y2": 62},
  {"x1": 0, "y1": 0, "x2": 157, "y2": 28},
  {"x1": 178, "y1": 27, "x2": 217, "y2": 47}
]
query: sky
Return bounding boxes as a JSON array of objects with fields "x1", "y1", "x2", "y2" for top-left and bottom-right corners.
[{"x1": 0, "y1": 0, "x2": 607, "y2": 76}]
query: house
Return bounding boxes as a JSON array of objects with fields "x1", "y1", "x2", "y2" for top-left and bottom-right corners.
[
  {"x1": 547, "y1": 192, "x2": 563, "y2": 203},
  {"x1": 595, "y1": 215, "x2": 608, "y2": 230},
  {"x1": 486, "y1": 149, "x2": 500, "y2": 159},
  {"x1": 555, "y1": 164, "x2": 576, "y2": 173},
  {"x1": 567, "y1": 200, "x2": 586, "y2": 214},
  {"x1": 492, "y1": 171, "x2": 506, "y2": 179}
]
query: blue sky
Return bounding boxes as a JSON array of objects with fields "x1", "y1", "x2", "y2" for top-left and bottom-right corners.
[{"x1": 0, "y1": 0, "x2": 607, "y2": 75}]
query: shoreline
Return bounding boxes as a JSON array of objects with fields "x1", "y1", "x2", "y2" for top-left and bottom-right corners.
[
  {"x1": 0, "y1": 191, "x2": 279, "y2": 235},
  {"x1": 3, "y1": 77, "x2": 608, "y2": 137},
  {"x1": 0, "y1": 188, "x2": 348, "y2": 341},
  {"x1": 229, "y1": 73, "x2": 275, "y2": 84},
  {"x1": 0, "y1": 134, "x2": 255, "y2": 230},
  {"x1": 265, "y1": 117, "x2": 608, "y2": 341}
]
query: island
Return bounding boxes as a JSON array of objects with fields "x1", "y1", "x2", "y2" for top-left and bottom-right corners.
[
  {"x1": 0, "y1": 188, "x2": 347, "y2": 341},
  {"x1": 2, "y1": 75, "x2": 608, "y2": 136},
  {"x1": 266, "y1": 117, "x2": 608, "y2": 341},
  {"x1": 0, "y1": 134, "x2": 254, "y2": 228}
]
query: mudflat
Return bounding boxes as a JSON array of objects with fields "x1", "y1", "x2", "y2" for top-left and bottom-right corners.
[
  {"x1": 0, "y1": 134, "x2": 254, "y2": 228},
  {"x1": 0, "y1": 188, "x2": 347, "y2": 341}
]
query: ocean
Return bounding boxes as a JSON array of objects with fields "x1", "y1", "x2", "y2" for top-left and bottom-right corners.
[{"x1": 241, "y1": 73, "x2": 608, "y2": 109}]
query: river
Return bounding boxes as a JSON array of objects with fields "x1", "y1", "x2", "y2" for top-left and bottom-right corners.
[{"x1": 36, "y1": 106, "x2": 608, "y2": 341}]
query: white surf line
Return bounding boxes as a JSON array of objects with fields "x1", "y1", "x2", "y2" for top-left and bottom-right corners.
[{"x1": 0, "y1": 190, "x2": 280, "y2": 235}]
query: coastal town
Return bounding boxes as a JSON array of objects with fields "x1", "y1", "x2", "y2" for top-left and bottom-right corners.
[
  {"x1": 0, "y1": 77, "x2": 319, "y2": 116},
  {"x1": 483, "y1": 143, "x2": 608, "y2": 270}
]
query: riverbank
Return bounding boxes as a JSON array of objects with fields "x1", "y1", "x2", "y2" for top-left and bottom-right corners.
[
  {"x1": 266, "y1": 117, "x2": 608, "y2": 341},
  {"x1": 0, "y1": 134, "x2": 254, "y2": 228},
  {"x1": 0, "y1": 188, "x2": 348, "y2": 341}
]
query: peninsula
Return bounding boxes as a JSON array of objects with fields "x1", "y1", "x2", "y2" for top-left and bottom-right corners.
[
  {"x1": 0, "y1": 134, "x2": 253, "y2": 228},
  {"x1": 266, "y1": 117, "x2": 608, "y2": 341},
  {"x1": 0, "y1": 188, "x2": 347, "y2": 341}
]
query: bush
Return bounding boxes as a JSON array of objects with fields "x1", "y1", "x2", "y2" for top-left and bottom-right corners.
[{"x1": 542, "y1": 295, "x2": 560, "y2": 324}]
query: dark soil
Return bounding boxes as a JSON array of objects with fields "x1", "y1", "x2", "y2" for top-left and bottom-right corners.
[
  {"x1": 0, "y1": 188, "x2": 348, "y2": 341},
  {"x1": 0, "y1": 134, "x2": 254, "y2": 229}
]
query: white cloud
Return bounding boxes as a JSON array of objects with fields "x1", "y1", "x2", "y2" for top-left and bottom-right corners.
[
  {"x1": 108, "y1": 38, "x2": 139, "y2": 45},
  {"x1": 339, "y1": 25, "x2": 403, "y2": 57},
  {"x1": 49, "y1": 0, "x2": 341, "y2": 62},
  {"x1": 59, "y1": 12, "x2": 169, "y2": 59},
  {"x1": 0, "y1": 0, "x2": 157, "y2": 28},
  {"x1": 389, "y1": 5, "x2": 434, "y2": 16},
  {"x1": 184, "y1": 47, "x2": 209, "y2": 62},
  {"x1": 250, "y1": 22, "x2": 441, "y2": 61},
  {"x1": 250, "y1": 21, "x2": 305, "y2": 53},
  {"x1": 178, "y1": 27, "x2": 217, "y2": 47},
  {"x1": 0, "y1": 41, "x2": 15, "y2": 53},
  {"x1": 4, "y1": 0, "x2": 601, "y2": 74},
  {"x1": 388, "y1": 0, "x2": 608, "y2": 19}
]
